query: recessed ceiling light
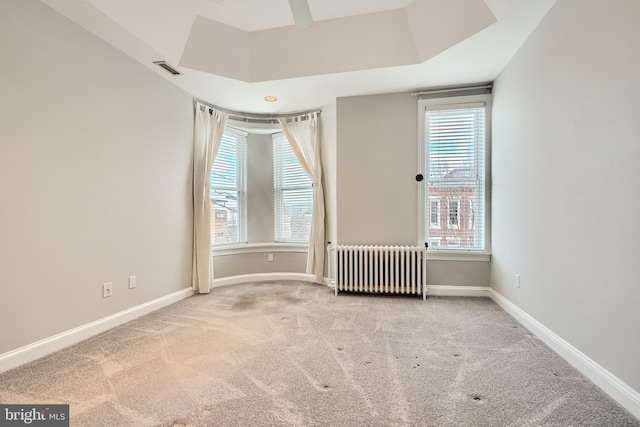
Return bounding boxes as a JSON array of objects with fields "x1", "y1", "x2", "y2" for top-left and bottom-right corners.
[{"x1": 264, "y1": 96, "x2": 278, "y2": 102}]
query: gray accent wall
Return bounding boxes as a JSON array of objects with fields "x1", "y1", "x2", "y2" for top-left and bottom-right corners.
[
  {"x1": 492, "y1": 0, "x2": 640, "y2": 392},
  {"x1": 0, "y1": 1, "x2": 194, "y2": 354},
  {"x1": 337, "y1": 92, "x2": 419, "y2": 246},
  {"x1": 336, "y1": 92, "x2": 490, "y2": 287}
]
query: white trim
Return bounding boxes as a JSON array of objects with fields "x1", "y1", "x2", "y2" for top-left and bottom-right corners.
[
  {"x1": 418, "y1": 93, "x2": 492, "y2": 254},
  {"x1": 416, "y1": 111, "x2": 426, "y2": 247},
  {"x1": 212, "y1": 243, "x2": 309, "y2": 256},
  {"x1": 213, "y1": 272, "x2": 318, "y2": 288},
  {"x1": 489, "y1": 289, "x2": 640, "y2": 420},
  {"x1": 0, "y1": 288, "x2": 193, "y2": 374},
  {"x1": 426, "y1": 285, "x2": 490, "y2": 297},
  {"x1": 427, "y1": 251, "x2": 491, "y2": 262}
]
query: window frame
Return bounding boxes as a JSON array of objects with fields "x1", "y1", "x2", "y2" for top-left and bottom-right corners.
[
  {"x1": 210, "y1": 128, "x2": 248, "y2": 246},
  {"x1": 417, "y1": 94, "x2": 491, "y2": 260},
  {"x1": 272, "y1": 132, "x2": 314, "y2": 243}
]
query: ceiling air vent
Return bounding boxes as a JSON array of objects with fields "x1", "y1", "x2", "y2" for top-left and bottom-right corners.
[{"x1": 153, "y1": 61, "x2": 181, "y2": 76}]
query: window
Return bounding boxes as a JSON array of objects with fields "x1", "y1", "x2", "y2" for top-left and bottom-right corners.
[
  {"x1": 273, "y1": 132, "x2": 313, "y2": 242},
  {"x1": 420, "y1": 94, "x2": 490, "y2": 252},
  {"x1": 429, "y1": 198, "x2": 440, "y2": 228},
  {"x1": 210, "y1": 128, "x2": 247, "y2": 245},
  {"x1": 446, "y1": 237, "x2": 461, "y2": 246},
  {"x1": 448, "y1": 199, "x2": 460, "y2": 228}
]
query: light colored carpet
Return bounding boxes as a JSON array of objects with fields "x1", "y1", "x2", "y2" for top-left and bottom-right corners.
[{"x1": 0, "y1": 281, "x2": 637, "y2": 426}]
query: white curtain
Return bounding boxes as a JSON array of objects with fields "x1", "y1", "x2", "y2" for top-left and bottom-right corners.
[
  {"x1": 193, "y1": 102, "x2": 228, "y2": 293},
  {"x1": 279, "y1": 112, "x2": 325, "y2": 282}
]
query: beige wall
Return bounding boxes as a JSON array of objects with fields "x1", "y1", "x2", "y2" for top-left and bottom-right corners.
[
  {"x1": 336, "y1": 92, "x2": 490, "y2": 287},
  {"x1": 214, "y1": 253, "x2": 307, "y2": 278},
  {"x1": 247, "y1": 133, "x2": 275, "y2": 243},
  {"x1": 0, "y1": 1, "x2": 194, "y2": 354},
  {"x1": 492, "y1": 0, "x2": 640, "y2": 392}
]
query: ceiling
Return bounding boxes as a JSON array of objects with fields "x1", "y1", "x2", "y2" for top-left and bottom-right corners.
[{"x1": 40, "y1": 0, "x2": 556, "y2": 115}]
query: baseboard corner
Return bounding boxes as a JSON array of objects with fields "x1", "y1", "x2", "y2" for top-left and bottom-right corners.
[
  {"x1": 488, "y1": 288, "x2": 640, "y2": 420},
  {"x1": 0, "y1": 287, "x2": 193, "y2": 374}
]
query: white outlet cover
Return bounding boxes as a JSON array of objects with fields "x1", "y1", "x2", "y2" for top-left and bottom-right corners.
[
  {"x1": 128, "y1": 276, "x2": 136, "y2": 289},
  {"x1": 103, "y1": 282, "x2": 113, "y2": 298}
]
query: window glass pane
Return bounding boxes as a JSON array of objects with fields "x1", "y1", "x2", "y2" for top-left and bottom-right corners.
[
  {"x1": 424, "y1": 103, "x2": 486, "y2": 251},
  {"x1": 273, "y1": 133, "x2": 313, "y2": 242},
  {"x1": 210, "y1": 130, "x2": 246, "y2": 244}
]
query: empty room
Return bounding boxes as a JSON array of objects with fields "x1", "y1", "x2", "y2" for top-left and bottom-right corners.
[{"x1": 1, "y1": 0, "x2": 639, "y2": 425}]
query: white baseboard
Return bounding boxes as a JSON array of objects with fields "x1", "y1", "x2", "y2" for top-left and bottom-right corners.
[
  {"x1": 0, "y1": 288, "x2": 193, "y2": 374},
  {"x1": 214, "y1": 277, "x2": 490, "y2": 299},
  {"x1": 322, "y1": 280, "x2": 490, "y2": 298},
  {"x1": 212, "y1": 273, "x2": 318, "y2": 288},
  {"x1": 489, "y1": 289, "x2": 640, "y2": 420},
  {"x1": 426, "y1": 285, "x2": 490, "y2": 297}
]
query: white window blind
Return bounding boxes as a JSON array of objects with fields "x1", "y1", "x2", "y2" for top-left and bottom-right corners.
[
  {"x1": 424, "y1": 102, "x2": 486, "y2": 251},
  {"x1": 273, "y1": 132, "x2": 313, "y2": 243},
  {"x1": 210, "y1": 128, "x2": 247, "y2": 245}
]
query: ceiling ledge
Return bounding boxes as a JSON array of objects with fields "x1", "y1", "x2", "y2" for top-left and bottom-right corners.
[{"x1": 179, "y1": 0, "x2": 496, "y2": 83}]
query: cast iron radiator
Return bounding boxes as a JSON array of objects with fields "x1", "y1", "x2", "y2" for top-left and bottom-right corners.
[{"x1": 330, "y1": 244, "x2": 427, "y2": 300}]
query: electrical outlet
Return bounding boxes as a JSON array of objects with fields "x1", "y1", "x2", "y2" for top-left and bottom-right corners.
[
  {"x1": 515, "y1": 274, "x2": 521, "y2": 288},
  {"x1": 268, "y1": 253, "x2": 274, "y2": 262},
  {"x1": 128, "y1": 276, "x2": 136, "y2": 289},
  {"x1": 103, "y1": 282, "x2": 113, "y2": 298}
]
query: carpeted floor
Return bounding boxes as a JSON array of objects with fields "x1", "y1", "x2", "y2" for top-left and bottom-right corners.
[{"x1": 0, "y1": 281, "x2": 637, "y2": 426}]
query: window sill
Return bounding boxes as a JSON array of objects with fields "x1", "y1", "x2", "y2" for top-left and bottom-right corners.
[
  {"x1": 426, "y1": 251, "x2": 491, "y2": 262},
  {"x1": 212, "y1": 242, "x2": 309, "y2": 256}
]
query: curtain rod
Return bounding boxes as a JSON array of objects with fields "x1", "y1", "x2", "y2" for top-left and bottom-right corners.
[
  {"x1": 411, "y1": 83, "x2": 493, "y2": 97},
  {"x1": 195, "y1": 99, "x2": 321, "y2": 123}
]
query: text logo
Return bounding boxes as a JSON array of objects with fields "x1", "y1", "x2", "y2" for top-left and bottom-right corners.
[{"x1": 0, "y1": 405, "x2": 69, "y2": 427}]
